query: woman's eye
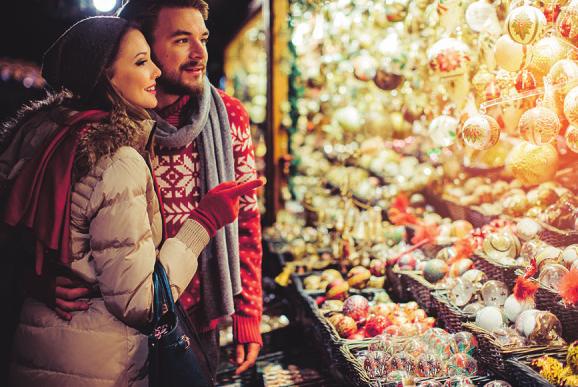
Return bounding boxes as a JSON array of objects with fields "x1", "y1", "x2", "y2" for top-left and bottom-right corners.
[{"x1": 136, "y1": 60, "x2": 147, "y2": 66}]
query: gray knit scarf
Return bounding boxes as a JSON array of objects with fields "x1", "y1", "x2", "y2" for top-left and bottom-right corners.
[{"x1": 151, "y1": 78, "x2": 241, "y2": 322}]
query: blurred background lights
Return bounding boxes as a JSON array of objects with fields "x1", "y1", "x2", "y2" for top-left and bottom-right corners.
[{"x1": 92, "y1": 0, "x2": 116, "y2": 13}]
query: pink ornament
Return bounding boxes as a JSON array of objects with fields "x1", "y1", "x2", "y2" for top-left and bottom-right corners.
[{"x1": 342, "y1": 295, "x2": 370, "y2": 322}]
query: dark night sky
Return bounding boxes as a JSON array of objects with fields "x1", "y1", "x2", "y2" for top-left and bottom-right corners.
[
  {"x1": 0, "y1": 0, "x2": 257, "y2": 81},
  {"x1": 0, "y1": 0, "x2": 258, "y2": 119}
]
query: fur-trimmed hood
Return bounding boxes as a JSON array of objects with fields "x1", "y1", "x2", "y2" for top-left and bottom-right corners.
[{"x1": 0, "y1": 94, "x2": 154, "y2": 183}]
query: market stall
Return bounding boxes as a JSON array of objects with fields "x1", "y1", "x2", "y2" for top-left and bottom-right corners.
[{"x1": 253, "y1": 0, "x2": 578, "y2": 385}]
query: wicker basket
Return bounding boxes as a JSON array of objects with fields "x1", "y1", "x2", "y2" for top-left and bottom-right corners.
[
  {"x1": 432, "y1": 291, "x2": 474, "y2": 333},
  {"x1": 462, "y1": 322, "x2": 566, "y2": 378},
  {"x1": 535, "y1": 285, "x2": 578, "y2": 342},
  {"x1": 467, "y1": 206, "x2": 498, "y2": 228},
  {"x1": 537, "y1": 221, "x2": 578, "y2": 248},
  {"x1": 506, "y1": 350, "x2": 568, "y2": 387},
  {"x1": 444, "y1": 198, "x2": 468, "y2": 221},
  {"x1": 423, "y1": 187, "x2": 450, "y2": 218},
  {"x1": 395, "y1": 269, "x2": 446, "y2": 314},
  {"x1": 386, "y1": 266, "x2": 408, "y2": 302},
  {"x1": 473, "y1": 253, "x2": 522, "y2": 285}
]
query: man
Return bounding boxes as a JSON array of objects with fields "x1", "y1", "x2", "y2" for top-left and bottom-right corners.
[{"x1": 54, "y1": 0, "x2": 263, "y2": 377}]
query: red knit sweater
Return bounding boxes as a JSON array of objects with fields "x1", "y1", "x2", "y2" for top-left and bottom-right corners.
[{"x1": 153, "y1": 90, "x2": 263, "y2": 345}]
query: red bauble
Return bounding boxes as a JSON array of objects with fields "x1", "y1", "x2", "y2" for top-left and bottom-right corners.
[
  {"x1": 342, "y1": 295, "x2": 370, "y2": 322},
  {"x1": 365, "y1": 315, "x2": 389, "y2": 337},
  {"x1": 515, "y1": 70, "x2": 537, "y2": 93},
  {"x1": 334, "y1": 315, "x2": 358, "y2": 338}
]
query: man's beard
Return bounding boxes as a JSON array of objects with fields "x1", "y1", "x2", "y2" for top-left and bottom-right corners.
[{"x1": 156, "y1": 61, "x2": 205, "y2": 97}]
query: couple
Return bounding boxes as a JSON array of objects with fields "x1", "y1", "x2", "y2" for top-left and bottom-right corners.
[{"x1": 1, "y1": 1, "x2": 264, "y2": 386}]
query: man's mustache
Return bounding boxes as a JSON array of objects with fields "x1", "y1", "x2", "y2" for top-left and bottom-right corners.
[{"x1": 180, "y1": 61, "x2": 206, "y2": 70}]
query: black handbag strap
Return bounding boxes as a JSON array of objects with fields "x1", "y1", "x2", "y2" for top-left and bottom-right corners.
[{"x1": 152, "y1": 261, "x2": 175, "y2": 323}]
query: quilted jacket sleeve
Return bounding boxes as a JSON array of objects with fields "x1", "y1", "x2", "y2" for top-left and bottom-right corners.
[{"x1": 82, "y1": 147, "x2": 209, "y2": 329}]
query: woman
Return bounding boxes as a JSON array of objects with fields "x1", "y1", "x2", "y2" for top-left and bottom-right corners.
[{"x1": 3, "y1": 16, "x2": 262, "y2": 387}]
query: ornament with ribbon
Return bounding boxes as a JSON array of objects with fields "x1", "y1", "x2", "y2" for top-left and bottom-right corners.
[
  {"x1": 513, "y1": 257, "x2": 540, "y2": 301},
  {"x1": 559, "y1": 268, "x2": 578, "y2": 306}
]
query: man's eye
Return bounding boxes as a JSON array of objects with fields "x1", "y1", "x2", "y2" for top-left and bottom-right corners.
[{"x1": 176, "y1": 38, "x2": 188, "y2": 44}]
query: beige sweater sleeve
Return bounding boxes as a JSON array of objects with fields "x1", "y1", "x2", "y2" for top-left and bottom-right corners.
[{"x1": 84, "y1": 147, "x2": 208, "y2": 328}]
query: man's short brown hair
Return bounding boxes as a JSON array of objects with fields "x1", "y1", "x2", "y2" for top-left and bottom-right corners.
[{"x1": 117, "y1": 0, "x2": 209, "y2": 42}]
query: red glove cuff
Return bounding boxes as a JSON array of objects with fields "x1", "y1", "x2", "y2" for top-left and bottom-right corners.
[{"x1": 189, "y1": 208, "x2": 218, "y2": 238}]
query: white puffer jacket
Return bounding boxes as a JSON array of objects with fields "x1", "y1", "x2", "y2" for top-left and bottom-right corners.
[{"x1": 9, "y1": 118, "x2": 209, "y2": 387}]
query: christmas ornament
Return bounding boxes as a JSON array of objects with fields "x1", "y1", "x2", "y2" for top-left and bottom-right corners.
[
  {"x1": 465, "y1": 0, "x2": 500, "y2": 33},
  {"x1": 326, "y1": 278, "x2": 350, "y2": 301},
  {"x1": 453, "y1": 331, "x2": 478, "y2": 356},
  {"x1": 483, "y1": 381, "x2": 512, "y2": 387},
  {"x1": 504, "y1": 294, "x2": 535, "y2": 322},
  {"x1": 461, "y1": 114, "x2": 501, "y2": 150},
  {"x1": 518, "y1": 106, "x2": 561, "y2": 145},
  {"x1": 374, "y1": 69, "x2": 405, "y2": 90},
  {"x1": 515, "y1": 69, "x2": 537, "y2": 92},
  {"x1": 429, "y1": 115, "x2": 458, "y2": 147},
  {"x1": 567, "y1": 340, "x2": 578, "y2": 373},
  {"x1": 334, "y1": 314, "x2": 357, "y2": 338},
  {"x1": 481, "y1": 280, "x2": 510, "y2": 306},
  {"x1": 446, "y1": 353, "x2": 478, "y2": 376},
  {"x1": 476, "y1": 306, "x2": 505, "y2": 331},
  {"x1": 536, "y1": 0, "x2": 565, "y2": 23},
  {"x1": 482, "y1": 233, "x2": 520, "y2": 262},
  {"x1": 505, "y1": 142, "x2": 559, "y2": 185},
  {"x1": 364, "y1": 349, "x2": 389, "y2": 378},
  {"x1": 366, "y1": 315, "x2": 389, "y2": 337},
  {"x1": 321, "y1": 269, "x2": 343, "y2": 283},
  {"x1": 557, "y1": 2, "x2": 578, "y2": 46},
  {"x1": 386, "y1": 0, "x2": 409, "y2": 22},
  {"x1": 494, "y1": 34, "x2": 532, "y2": 72},
  {"x1": 427, "y1": 38, "x2": 471, "y2": 78},
  {"x1": 538, "y1": 263, "x2": 569, "y2": 291},
  {"x1": 415, "y1": 353, "x2": 444, "y2": 377},
  {"x1": 506, "y1": 5, "x2": 547, "y2": 45},
  {"x1": 444, "y1": 376, "x2": 475, "y2": 387},
  {"x1": 528, "y1": 36, "x2": 568, "y2": 79},
  {"x1": 347, "y1": 266, "x2": 372, "y2": 289},
  {"x1": 450, "y1": 278, "x2": 475, "y2": 306},
  {"x1": 334, "y1": 106, "x2": 363, "y2": 132},
  {"x1": 342, "y1": 295, "x2": 370, "y2": 321},
  {"x1": 423, "y1": 259, "x2": 450, "y2": 283},
  {"x1": 562, "y1": 245, "x2": 578, "y2": 269},
  {"x1": 472, "y1": 66, "x2": 495, "y2": 102},
  {"x1": 564, "y1": 87, "x2": 578, "y2": 125},
  {"x1": 352, "y1": 53, "x2": 378, "y2": 81}
]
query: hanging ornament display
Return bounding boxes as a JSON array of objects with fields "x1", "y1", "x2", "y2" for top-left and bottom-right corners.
[
  {"x1": 557, "y1": 0, "x2": 578, "y2": 46},
  {"x1": 515, "y1": 69, "x2": 537, "y2": 92},
  {"x1": 386, "y1": 0, "x2": 410, "y2": 22},
  {"x1": 427, "y1": 37, "x2": 472, "y2": 78},
  {"x1": 429, "y1": 115, "x2": 459, "y2": 147},
  {"x1": 461, "y1": 114, "x2": 501, "y2": 150},
  {"x1": 565, "y1": 124, "x2": 578, "y2": 152},
  {"x1": 353, "y1": 54, "x2": 378, "y2": 81},
  {"x1": 528, "y1": 36, "x2": 569, "y2": 79},
  {"x1": 564, "y1": 86, "x2": 578, "y2": 125},
  {"x1": 494, "y1": 34, "x2": 533, "y2": 72},
  {"x1": 506, "y1": 5, "x2": 547, "y2": 45},
  {"x1": 505, "y1": 142, "x2": 559, "y2": 185},
  {"x1": 518, "y1": 106, "x2": 561, "y2": 145}
]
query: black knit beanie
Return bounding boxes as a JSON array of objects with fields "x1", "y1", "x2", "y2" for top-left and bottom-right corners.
[{"x1": 41, "y1": 16, "x2": 129, "y2": 98}]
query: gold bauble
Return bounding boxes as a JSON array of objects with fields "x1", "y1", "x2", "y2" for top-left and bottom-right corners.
[
  {"x1": 564, "y1": 86, "x2": 578, "y2": 125},
  {"x1": 506, "y1": 5, "x2": 547, "y2": 45},
  {"x1": 494, "y1": 34, "x2": 532, "y2": 72},
  {"x1": 529, "y1": 37, "x2": 568, "y2": 80},
  {"x1": 505, "y1": 142, "x2": 559, "y2": 185},
  {"x1": 518, "y1": 106, "x2": 561, "y2": 145},
  {"x1": 565, "y1": 124, "x2": 578, "y2": 152}
]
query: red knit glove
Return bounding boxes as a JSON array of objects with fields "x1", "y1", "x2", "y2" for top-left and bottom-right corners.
[{"x1": 190, "y1": 178, "x2": 264, "y2": 237}]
